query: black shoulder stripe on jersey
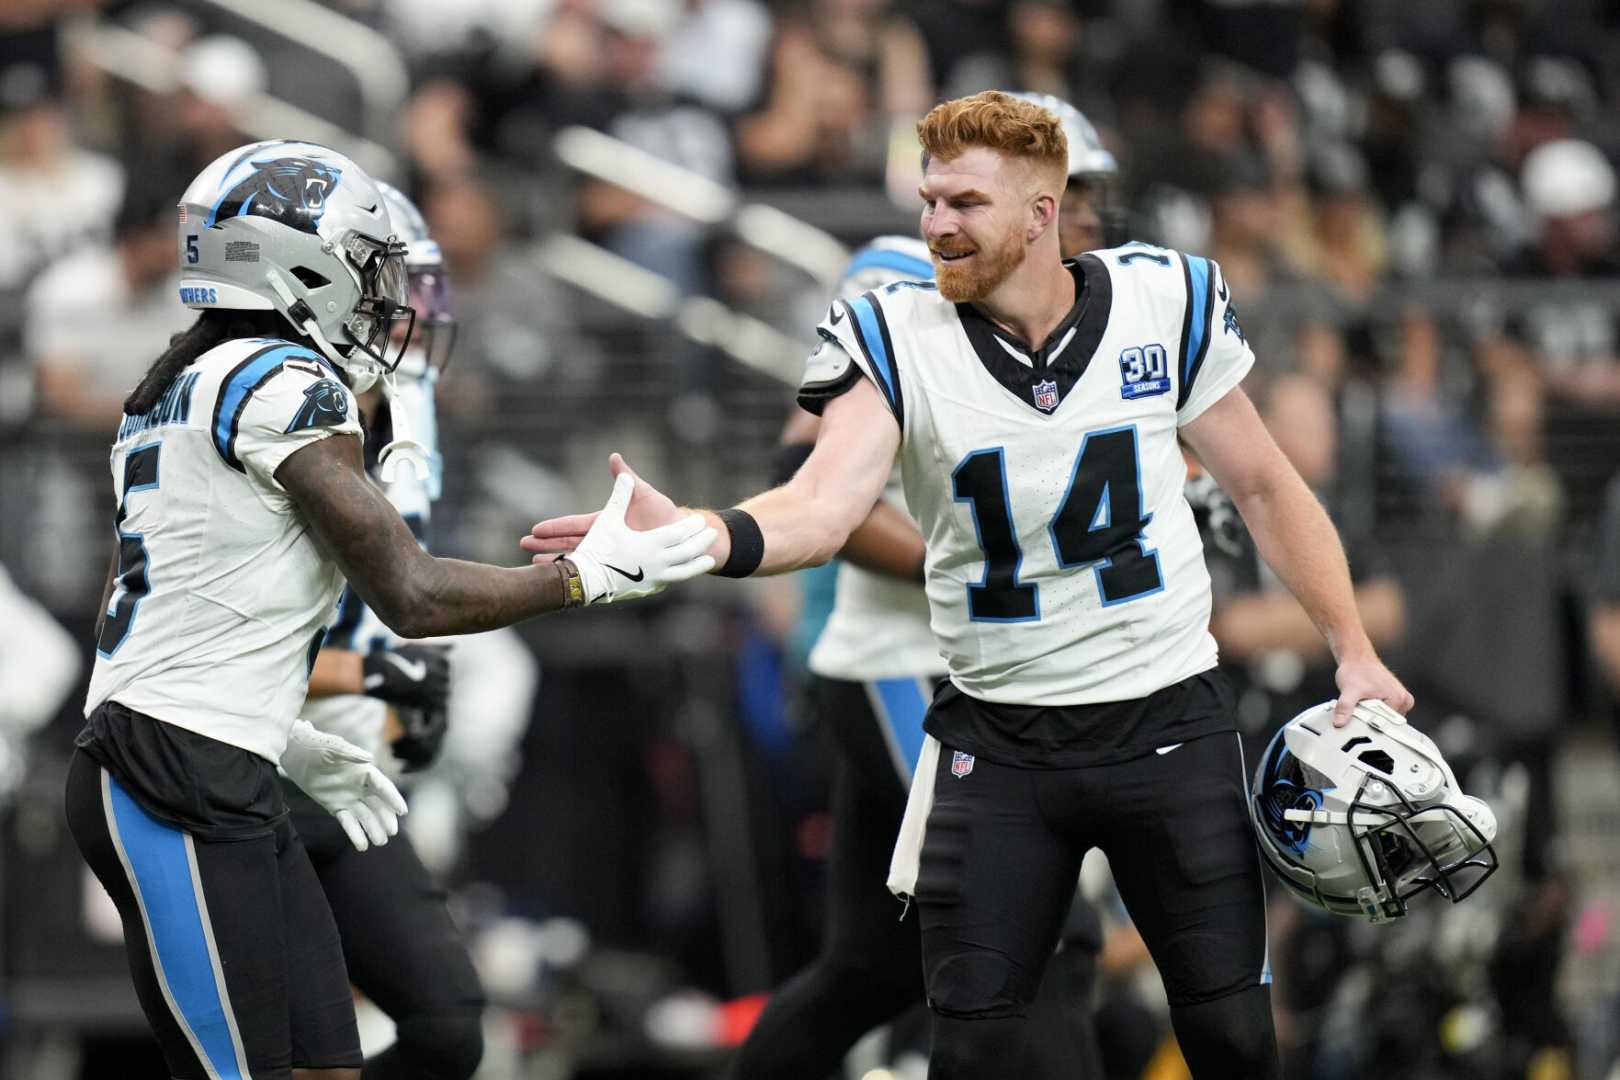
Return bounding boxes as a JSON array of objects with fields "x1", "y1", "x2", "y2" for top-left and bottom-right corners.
[
  {"x1": 844, "y1": 291, "x2": 904, "y2": 428},
  {"x1": 1175, "y1": 255, "x2": 1217, "y2": 412},
  {"x1": 212, "y1": 342, "x2": 295, "y2": 472}
]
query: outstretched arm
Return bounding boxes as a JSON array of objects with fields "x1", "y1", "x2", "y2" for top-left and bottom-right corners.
[
  {"x1": 779, "y1": 408, "x2": 925, "y2": 583},
  {"x1": 1180, "y1": 387, "x2": 1412, "y2": 724},
  {"x1": 524, "y1": 379, "x2": 901, "y2": 576},
  {"x1": 280, "y1": 434, "x2": 575, "y2": 637}
]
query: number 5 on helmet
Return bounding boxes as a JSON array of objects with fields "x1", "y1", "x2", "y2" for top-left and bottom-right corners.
[{"x1": 1250, "y1": 700, "x2": 1499, "y2": 924}]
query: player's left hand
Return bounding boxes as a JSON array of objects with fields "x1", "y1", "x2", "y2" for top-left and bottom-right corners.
[
  {"x1": 522, "y1": 453, "x2": 683, "y2": 559},
  {"x1": 362, "y1": 643, "x2": 450, "y2": 711},
  {"x1": 1331, "y1": 653, "x2": 1414, "y2": 727},
  {"x1": 280, "y1": 719, "x2": 409, "y2": 851}
]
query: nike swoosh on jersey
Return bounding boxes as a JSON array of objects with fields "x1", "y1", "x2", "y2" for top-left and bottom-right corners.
[
  {"x1": 830, "y1": 305, "x2": 845, "y2": 325},
  {"x1": 604, "y1": 563, "x2": 645, "y2": 582},
  {"x1": 364, "y1": 651, "x2": 429, "y2": 689},
  {"x1": 1155, "y1": 742, "x2": 1184, "y2": 755}
]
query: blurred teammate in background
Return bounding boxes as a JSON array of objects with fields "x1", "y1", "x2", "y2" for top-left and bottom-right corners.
[
  {"x1": 729, "y1": 92, "x2": 1118, "y2": 1080},
  {"x1": 0, "y1": 562, "x2": 81, "y2": 800},
  {"x1": 293, "y1": 182, "x2": 485, "y2": 1080},
  {"x1": 63, "y1": 139, "x2": 715, "y2": 1080}
]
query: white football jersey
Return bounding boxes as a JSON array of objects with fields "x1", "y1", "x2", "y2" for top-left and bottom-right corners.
[
  {"x1": 803, "y1": 245, "x2": 1254, "y2": 706},
  {"x1": 299, "y1": 372, "x2": 440, "y2": 755},
  {"x1": 806, "y1": 236, "x2": 947, "y2": 682},
  {"x1": 84, "y1": 336, "x2": 362, "y2": 762}
]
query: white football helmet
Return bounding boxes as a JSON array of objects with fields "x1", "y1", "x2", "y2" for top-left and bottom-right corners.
[
  {"x1": 1007, "y1": 91, "x2": 1117, "y2": 178},
  {"x1": 176, "y1": 139, "x2": 415, "y2": 392},
  {"x1": 376, "y1": 180, "x2": 456, "y2": 378},
  {"x1": 1251, "y1": 700, "x2": 1499, "y2": 924},
  {"x1": 1008, "y1": 91, "x2": 1126, "y2": 247},
  {"x1": 839, "y1": 234, "x2": 934, "y2": 300}
]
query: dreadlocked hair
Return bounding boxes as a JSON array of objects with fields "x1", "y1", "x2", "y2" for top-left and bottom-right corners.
[{"x1": 123, "y1": 309, "x2": 301, "y2": 415}]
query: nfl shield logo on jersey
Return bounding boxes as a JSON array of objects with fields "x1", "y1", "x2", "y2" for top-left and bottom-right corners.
[
  {"x1": 1032, "y1": 379, "x2": 1060, "y2": 412},
  {"x1": 951, "y1": 751, "x2": 976, "y2": 778}
]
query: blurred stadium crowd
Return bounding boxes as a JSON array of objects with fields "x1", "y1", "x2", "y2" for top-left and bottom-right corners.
[{"x1": 6, "y1": 0, "x2": 1620, "y2": 1077}]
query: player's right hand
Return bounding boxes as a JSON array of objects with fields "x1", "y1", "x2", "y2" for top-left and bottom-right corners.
[
  {"x1": 522, "y1": 453, "x2": 678, "y2": 556},
  {"x1": 559, "y1": 469, "x2": 716, "y2": 604}
]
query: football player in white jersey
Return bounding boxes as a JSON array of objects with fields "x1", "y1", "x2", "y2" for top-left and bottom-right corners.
[
  {"x1": 731, "y1": 93, "x2": 1120, "y2": 1079},
  {"x1": 287, "y1": 182, "x2": 485, "y2": 1080},
  {"x1": 63, "y1": 140, "x2": 716, "y2": 1080},
  {"x1": 527, "y1": 92, "x2": 1411, "y2": 1078}
]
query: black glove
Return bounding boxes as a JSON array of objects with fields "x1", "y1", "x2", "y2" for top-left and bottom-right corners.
[
  {"x1": 362, "y1": 643, "x2": 450, "y2": 711},
  {"x1": 391, "y1": 705, "x2": 450, "y2": 772}
]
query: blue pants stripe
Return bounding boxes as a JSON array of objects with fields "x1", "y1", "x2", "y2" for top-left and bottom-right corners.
[
  {"x1": 869, "y1": 677, "x2": 931, "y2": 782},
  {"x1": 105, "y1": 773, "x2": 247, "y2": 1079}
]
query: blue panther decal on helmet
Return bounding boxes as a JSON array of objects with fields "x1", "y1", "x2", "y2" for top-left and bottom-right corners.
[{"x1": 206, "y1": 156, "x2": 343, "y2": 234}]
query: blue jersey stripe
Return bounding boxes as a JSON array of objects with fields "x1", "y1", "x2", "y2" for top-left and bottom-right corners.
[
  {"x1": 843, "y1": 248, "x2": 935, "y2": 284},
  {"x1": 846, "y1": 295, "x2": 898, "y2": 406},
  {"x1": 211, "y1": 344, "x2": 320, "y2": 470},
  {"x1": 107, "y1": 775, "x2": 245, "y2": 1079},
  {"x1": 871, "y1": 677, "x2": 930, "y2": 780},
  {"x1": 1182, "y1": 254, "x2": 1210, "y2": 389}
]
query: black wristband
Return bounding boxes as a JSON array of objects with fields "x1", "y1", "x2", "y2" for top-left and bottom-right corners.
[{"x1": 715, "y1": 508, "x2": 765, "y2": 578}]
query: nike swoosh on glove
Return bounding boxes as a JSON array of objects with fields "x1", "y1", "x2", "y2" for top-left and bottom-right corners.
[
  {"x1": 280, "y1": 719, "x2": 408, "y2": 851},
  {"x1": 362, "y1": 643, "x2": 451, "y2": 710},
  {"x1": 566, "y1": 472, "x2": 717, "y2": 604}
]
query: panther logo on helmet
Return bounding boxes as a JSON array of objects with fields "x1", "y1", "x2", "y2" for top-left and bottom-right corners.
[
  {"x1": 206, "y1": 156, "x2": 343, "y2": 234},
  {"x1": 1251, "y1": 700, "x2": 1498, "y2": 924}
]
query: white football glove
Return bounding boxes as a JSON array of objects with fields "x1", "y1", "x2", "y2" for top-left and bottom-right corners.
[
  {"x1": 567, "y1": 472, "x2": 717, "y2": 604},
  {"x1": 280, "y1": 719, "x2": 408, "y2": 852}
]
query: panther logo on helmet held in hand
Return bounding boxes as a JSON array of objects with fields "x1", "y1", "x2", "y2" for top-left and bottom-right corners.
[{"x1": 207, "y1": 157, "x2": 343, "y2": 234}]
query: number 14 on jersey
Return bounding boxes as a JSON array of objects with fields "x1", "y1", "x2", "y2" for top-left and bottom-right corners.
[{"x1": 952, "y1": 425, "x2": 1163, "y2": 622}]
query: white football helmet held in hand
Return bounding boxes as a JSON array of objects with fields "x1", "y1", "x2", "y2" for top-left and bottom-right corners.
[{"x1": 1251, "y1": 700, "x2": 1499, "y2": 924}]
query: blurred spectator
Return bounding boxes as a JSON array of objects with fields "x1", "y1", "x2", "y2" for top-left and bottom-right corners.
[
  {"x1": 656, "y1": 0, "x2": 772, "y2": 114},
  {"x1": 735, "y1": 0, "x2": 929, "y2": 191},
  {"x1": 23, "y1": 183, "x2": 190, "y2": 431},
  {"x1": 1380, "y1": 307, "x2": 1499, "y2": 512},
  {"x1": 1497, "y1": 138, "x2": 1620, "y2": 404},
  {"x1": 944, "y1": 0, "x2": 1083, "y2": 102},
  {"x1": 0, "y1": 39, "x2": 123, "y2": 297},
  {"x1": 1202, "y1": 151, "x2": 1337, "y2": 380},
  {"x1": 113, "y1": 30, "x2": 266, "y2": 238},
  {"x1": 1183, "y1": 0, "x2": 1307, "y2": 80},
  {"x1": 16, "y1": 177, "x2": 189, "y2": 607},
  {"x1": 422, "y1": 174, "x2": 595, "y2": 473},
  {"x1": 1299, "y1": 141, "x2": 1388, "y2": 305}
]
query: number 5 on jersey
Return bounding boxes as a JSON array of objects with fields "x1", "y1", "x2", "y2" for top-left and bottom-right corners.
[
  {"x1": 98, "y1": 444, "x2": 161, "y2": 656},
  {"x1": 952, "y1": 425, "x2": 1162, "y2": 622}
]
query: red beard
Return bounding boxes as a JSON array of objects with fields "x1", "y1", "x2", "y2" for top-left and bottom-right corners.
[{"x1": 932, "y1": 229, "x2": 1028, "y2": 302}]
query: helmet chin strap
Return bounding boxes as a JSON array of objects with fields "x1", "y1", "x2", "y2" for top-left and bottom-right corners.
[
  {"x1": 265, "y1": 269, "x2": 380, "y2": 393},
  {"x1": 264, "y1": 270, "x2": 427, "y2": 478},
  {"x1": 377, "y1": 369, "x2": 431, "y2": 484}
]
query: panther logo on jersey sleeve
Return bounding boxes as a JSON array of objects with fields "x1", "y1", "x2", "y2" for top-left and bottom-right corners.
[
  {"x1": 286, "y1": 378, "x2": 350, "y2": 433},
  {"x1": 205, "y1": 156, "x2": 342, "y2": 234}
]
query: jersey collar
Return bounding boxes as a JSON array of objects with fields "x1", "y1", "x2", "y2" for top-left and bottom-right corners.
[{"x1": 955, "y1": 254, "x2": 1112, "y2": 416}]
